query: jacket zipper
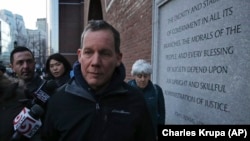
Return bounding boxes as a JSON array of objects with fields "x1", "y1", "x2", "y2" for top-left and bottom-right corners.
[{"x1": 96, "y1": 102, "x2": 100, "y2": 110}]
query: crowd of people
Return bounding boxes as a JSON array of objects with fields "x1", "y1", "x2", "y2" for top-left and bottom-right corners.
[{"x1": 0, "y1": 20, "x2": 165, "y2": 141}]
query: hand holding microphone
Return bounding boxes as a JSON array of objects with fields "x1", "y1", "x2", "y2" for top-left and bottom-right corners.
[
  {"x1": 11, "y1": 80, "x2": 57, "y2": 140},
  {"x1": 11, "y1": 104, "x2": 44, "y2": 140}
]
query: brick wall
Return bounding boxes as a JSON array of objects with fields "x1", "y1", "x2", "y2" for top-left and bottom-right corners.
[{"x1": 101, "y1": 0, "x2": 153, "y2": 81}]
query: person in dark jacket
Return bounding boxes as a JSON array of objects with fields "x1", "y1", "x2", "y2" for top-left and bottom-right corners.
[
  {"x1": 45, "y1": 53, "x2": 72, "y2": 88},
  {"x1": 0, "y1": 74, "x2": 26, "y2": 141},
  {"x1": 7, "y1": 46, "x2": 45, "y2": 141},
  {"x1": 41, "y1": 20, "x2": 156, "y2": 141},
  {"x1": 128, "y1": 59, "x2": 165, "y2": 139},
  {"x1": 0, "y1": 69, "x2": 44, "y2": 141},
  {"x1": 0, "y1": 64, "x2": 6, "y2": 77}
]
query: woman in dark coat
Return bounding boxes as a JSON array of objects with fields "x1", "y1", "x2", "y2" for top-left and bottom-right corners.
[
  {"x1": 45, "y1": 53, "x2": 72, "y2": 88},
  {"x1": 128, "y1": 59, "x2": 165, "y2": 138}
]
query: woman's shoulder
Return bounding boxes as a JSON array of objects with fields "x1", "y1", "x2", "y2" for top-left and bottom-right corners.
[{"x1": 152, "y1": 83, "x2": 161, "y2": 89}]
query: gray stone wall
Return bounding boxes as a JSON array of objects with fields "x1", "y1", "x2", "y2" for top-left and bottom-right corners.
[{"x1": 153, "y1": 0, "x2": 250, "y2": 124}]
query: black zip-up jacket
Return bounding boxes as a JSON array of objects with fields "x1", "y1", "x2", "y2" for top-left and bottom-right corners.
[{"x1": 41, "y1": 62, "x2": 156, "y2": 141}]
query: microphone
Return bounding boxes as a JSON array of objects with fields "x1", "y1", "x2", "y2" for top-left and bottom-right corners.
[
  {"x1": 11, "y1": 80, "x2": 56, "y2": 140},
  {"x1": 12, "y1": 104, "x2": 44, "y2": 140},
  {"x1": 19, "y1": 80, "x2": 57, "y2": 108},
  {"x1": 33, "y1": 80, "x2": 57, "y2": 106}
]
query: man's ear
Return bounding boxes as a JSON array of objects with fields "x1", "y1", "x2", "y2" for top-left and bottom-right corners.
[
  {"x1": 77, "y1": 49, "x2": 82, "y2": 62},
  {"x1": 9, "y1": 64, "x2": 14, "y2": 72},
  {"x1": 116, "y1": 53, "x2": 122, "y2": 67}
]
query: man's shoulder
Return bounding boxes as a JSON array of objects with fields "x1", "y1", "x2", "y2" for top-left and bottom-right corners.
[
  {"x1": 122, "y1": 82, "x2": 144, "y2": 98},
  {"x1": 26, "y1": 75, "x2": 44, "y2": 90},
  {"x1": 127, "y1": 79, "x2": 134, "y2": 85},
  {"x1": 50, "y1": 79, "x2": 75, "y2": 98}
]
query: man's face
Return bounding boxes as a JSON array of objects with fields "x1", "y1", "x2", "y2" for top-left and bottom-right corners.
[
  {"x1": 77, "y1": 30, "x2": 122, "y2": 91},
  {"x1": 11, "y1": 51, "x2": 35, "y2": 82}
]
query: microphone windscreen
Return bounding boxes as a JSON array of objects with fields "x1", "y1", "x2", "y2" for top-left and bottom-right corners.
[
  {"x1": 45, "y1": 80, "x2": 57, "y2": 92},
  {"x1": 30, "y1": 104, "x2": 44, "y2": 119}
]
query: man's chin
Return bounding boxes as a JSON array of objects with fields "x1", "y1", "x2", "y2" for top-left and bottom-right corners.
[
  {"x1": 21, "y1": 76, "x2": 33, "y2": 81},
  {"x1": 138, "y1": 84, "x2": 147, "y2": 89},
  {"x1": 88, "y1": 80, "x2": 106, "y2": 90},
  {"x1": 88, "y1": 81, "x2": 100, "y2": 87}
]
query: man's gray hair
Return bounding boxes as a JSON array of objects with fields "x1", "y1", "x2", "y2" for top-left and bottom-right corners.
[
  {"x1": 131, "y1": 59, "x2": 152, "y2": 76},
  {"x1": 80, "y1": 20, "x2": 121, "y2": 53}
]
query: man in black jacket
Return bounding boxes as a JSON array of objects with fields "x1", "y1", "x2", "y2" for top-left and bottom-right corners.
[
  {"x1": 41, "y1": 20, "x2": 156, "y2": 141},
  {"x1": 0, "y1": 47, "x2": 44, "y2": 141}
]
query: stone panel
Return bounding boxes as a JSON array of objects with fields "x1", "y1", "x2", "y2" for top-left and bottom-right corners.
[{"x1": 153, "y1": 0, "x2": 250, "y2": 124}]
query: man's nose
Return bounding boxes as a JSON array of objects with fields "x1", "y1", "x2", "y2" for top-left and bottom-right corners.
[
  {"x1": 91, "y1": 53, "x2": 101, "y2": 65},
  {"x1": 23, "y1": 61, "x2": 29, "y2": 68}
]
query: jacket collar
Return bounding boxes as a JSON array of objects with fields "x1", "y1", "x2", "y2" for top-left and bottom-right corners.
[{"x1": 66, "y1": 61, "x2": 127, "y2": 100}]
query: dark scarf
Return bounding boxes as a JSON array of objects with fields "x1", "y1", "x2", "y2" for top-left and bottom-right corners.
[{"x1": 54, "y1": 73, "x2": 70, "y2": 87}]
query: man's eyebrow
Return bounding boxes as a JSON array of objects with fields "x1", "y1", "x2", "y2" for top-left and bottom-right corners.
[{"x1": 16, "y1": 58, "x2": 34, "y2": 62}]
